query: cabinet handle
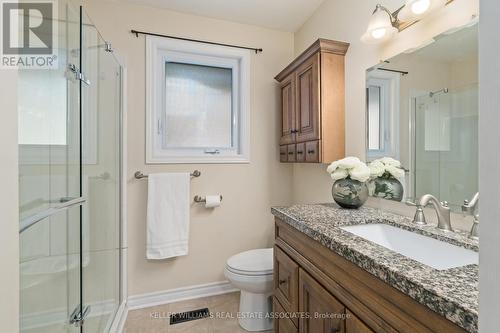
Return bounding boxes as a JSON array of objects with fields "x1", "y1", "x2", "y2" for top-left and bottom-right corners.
[
  {"x1": 280, "y1": 152, "x2": 286, "y2": 156},
  {"x1": 307, "y1": 150, "x2": 315, "y2": 154},
  {"x1": 297, "y1": 151, "x2": 303, "y2": 155},
  {"x1": 291, "y1": 129, "x2": 298, "y2": 133},
  {"x1": 288, "y1": 152, "x2": 294, "y2": 155},
  {"x1": 279, "y1": 279, "x2": 287, "y2": 285}
]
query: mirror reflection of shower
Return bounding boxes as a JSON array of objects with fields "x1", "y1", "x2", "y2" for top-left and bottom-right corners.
[{"x1": 364, "y1": 19, "x2": 478, "y2": 212}]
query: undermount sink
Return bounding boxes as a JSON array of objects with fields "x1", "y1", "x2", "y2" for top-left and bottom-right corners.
[{"x1": 340, "y1": 224, "x2": 478, "y2": 270}]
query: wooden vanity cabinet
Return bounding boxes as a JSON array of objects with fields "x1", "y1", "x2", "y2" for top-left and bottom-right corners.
[
  {"x1": 273, "y1": 218, "x2": 468, "y2": 333},
  {"x1": 346, "y1": 310, "x2": 376, "y2": 333},
  {"x1": 275, "y1": 39, "x2": 349, "y2": 164},
  {"x1": 299, "y1": 269, "x2": 345, "y2": 333}
]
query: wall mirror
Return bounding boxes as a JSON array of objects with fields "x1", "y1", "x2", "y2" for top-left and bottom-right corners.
[{"x1": 365, "y1": 19, "x2": 478, "y2": 212}]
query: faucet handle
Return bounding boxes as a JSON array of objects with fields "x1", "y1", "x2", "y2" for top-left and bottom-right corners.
[
  {"x1": 441, "y1": 201, "x2": 449, "y2": 208},
  {"x1": 413, "y1": 205, "x2": 427, "y2": 225},
  {"x1": 406, "y1": 200, "x2": 427, "y2": 225}
]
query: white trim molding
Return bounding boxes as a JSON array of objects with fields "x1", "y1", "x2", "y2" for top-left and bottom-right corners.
[
  {"x1": 145, "y1": 35, "x2": 251, "y2": 164},
  {"x1": 366, "y1": 69, "x2": 401, "y2": 161},
  {"x1": 127, "y1": 281, "x2": 237, "y2": 310}
]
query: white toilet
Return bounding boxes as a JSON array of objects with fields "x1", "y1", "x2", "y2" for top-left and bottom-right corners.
[{"x1": 224, "y1": 248, "x2": 274, "y2": 331}]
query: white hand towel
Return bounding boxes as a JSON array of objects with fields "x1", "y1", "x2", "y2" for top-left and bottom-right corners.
[{"x1": 147, "y1": 173, "x2": 190, "y2": 259}]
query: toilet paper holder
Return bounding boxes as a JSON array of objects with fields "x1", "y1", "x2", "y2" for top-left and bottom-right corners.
[{"x1": 193, "y1": 195, "x2": 223, "y2": 203}]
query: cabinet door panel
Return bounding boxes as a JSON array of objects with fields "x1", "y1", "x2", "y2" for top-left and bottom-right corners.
[
  {"x1": 280, "y1": 74, "x2": 296, "y2": 145},
  {"x1": 346, "y1": 310, "x2": 375, "y2": 333},
  {"x1": 274, "y1": 246, "x2": 299, "y2": 326},
  {"x1": 299, "y1": 269, "x2": 345, "y2": 333},
  {"x1": 295, "y1": 54, "x2": 320, "y2": 143},
  {"x1": 274, "y1": 297, "x2": 299, "y2": 333}
]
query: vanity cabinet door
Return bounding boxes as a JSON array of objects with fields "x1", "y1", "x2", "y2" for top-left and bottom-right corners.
[
  {"x1": 274, "y1": 246, "x2": 299, "y2": 326},
  {"x1": 299, "y1": 269, "x2": 345, "y2": 333},
  {"x1": 274, "y1": 297, "x2": 299, "y2": 333},
  {"x1": 280, "y1": 73, "x2": 296, "y2": 145},
  {"x1": 295, "y1": 54, "x2": 320, "y2": 143},
  {"x1": 346, "y1": 310, "x2": 375, "y2": 333}
]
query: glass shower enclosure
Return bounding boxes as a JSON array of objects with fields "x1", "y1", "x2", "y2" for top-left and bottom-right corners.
[
  {"x1": 18, "y1": 1, "x2": 123, "y2": 332},
  {"x1": 412, "y1": 84, "x2": 479, "y2": 210}
]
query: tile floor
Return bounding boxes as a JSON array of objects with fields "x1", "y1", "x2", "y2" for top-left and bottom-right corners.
[{"x1": 124, "y1": 292, "x2": 273, "y2": 333}]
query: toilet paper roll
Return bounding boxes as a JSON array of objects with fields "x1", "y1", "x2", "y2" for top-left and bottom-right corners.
[{"x1": 205, "y1": 195, "x2": 221, "y2": 208}]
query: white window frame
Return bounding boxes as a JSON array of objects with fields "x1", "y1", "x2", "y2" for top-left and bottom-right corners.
[
  {"x1": 146, "y1": 36, "x2": 251, "y2": 164},
  {"x1": 366, "y1": 70, "x2": 400, "y2": 161}
]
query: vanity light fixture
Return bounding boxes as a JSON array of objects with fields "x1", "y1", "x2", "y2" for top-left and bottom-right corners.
[
  {"x1": 361, "y1": 4, "x2": 398, "y2": 44},
  {"x1": 398, "y1": 0, "x2": 447, "y2": 21},
  {"x1": 361, "y1": 0, "x2": 453, "y2": 44}
]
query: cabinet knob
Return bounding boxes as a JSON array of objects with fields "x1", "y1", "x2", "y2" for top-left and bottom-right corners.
[
  {"x1": 307, "y1": 150, "x2": 315, "y2": 154},
  {"x1": 279, "y1": 279, "x2": 287, "y2": 285}
]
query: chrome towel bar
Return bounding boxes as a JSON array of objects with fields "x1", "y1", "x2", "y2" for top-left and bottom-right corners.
[{"x1": 134, "y1": 170, "x2": 201, "y2": 179}]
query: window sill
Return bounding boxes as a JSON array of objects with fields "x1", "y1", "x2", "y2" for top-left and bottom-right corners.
[{"x1": 145, "y1": 155, "x2": 250, "y2": 164}]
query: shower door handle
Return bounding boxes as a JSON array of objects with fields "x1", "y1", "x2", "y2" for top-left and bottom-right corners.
[
  {"x1": 19, "y1": 196, "x2": 87, "y2": 234},
  {"x1": 68, "y1": 63, "x2": 91, "y2": 86},
  {"x1": 69, "y1": 304, "x2": 91, "y2": 327}
]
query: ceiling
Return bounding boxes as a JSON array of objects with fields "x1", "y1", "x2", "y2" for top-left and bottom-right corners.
[{"x1": 115, "y1": 0, "x2": 326, "y2": 32}]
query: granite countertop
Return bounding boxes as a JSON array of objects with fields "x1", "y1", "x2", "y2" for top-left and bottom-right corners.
[{"x1": 271, "y1": 203, "x2": 478, "y2": 333}]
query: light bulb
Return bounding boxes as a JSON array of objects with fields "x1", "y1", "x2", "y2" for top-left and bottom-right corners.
[
  {"x1": 371, "y1": 28, "x2": 387, "y2": 39},
  {"x1": 410, "y1": 0, "x2": 431, "y2": 15}
]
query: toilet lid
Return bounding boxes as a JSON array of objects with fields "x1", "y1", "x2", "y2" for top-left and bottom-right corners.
[{"x1": 226, "y1": 248, "x2": 273, "y2": 275}]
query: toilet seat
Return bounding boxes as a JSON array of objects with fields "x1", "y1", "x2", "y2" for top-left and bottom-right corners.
[{"x1": 226, "y1": 248, "x2": 273, "y2": 276}]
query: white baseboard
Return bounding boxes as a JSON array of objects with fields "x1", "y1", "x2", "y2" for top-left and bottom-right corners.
[{"x1": 127, "y1": 281, "x2": 238, "y2": 311}]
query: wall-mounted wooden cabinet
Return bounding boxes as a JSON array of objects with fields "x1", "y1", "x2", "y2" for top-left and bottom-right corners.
[{"x1": 275, "y1": 39, "x2": 349, "y2": 163}]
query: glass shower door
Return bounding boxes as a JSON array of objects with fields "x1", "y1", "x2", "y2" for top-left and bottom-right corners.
[
  {"x1": 18, "y1": 1, "x2": 83, "y2": 332},
  {"x1": 79, "y1": 9, "x2": 122, "y2": 333}
]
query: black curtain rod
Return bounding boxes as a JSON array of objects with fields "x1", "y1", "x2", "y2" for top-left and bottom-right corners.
[
  {"x1": 130, "y1": 29, "x2": 263, "y2": 54},
  {"x1": 378, "y1": 68, "x2": 409, "y2": 75}
]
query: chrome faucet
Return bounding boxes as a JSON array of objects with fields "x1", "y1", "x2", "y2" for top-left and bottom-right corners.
[
  {"x1": 462, "y1": 192, "x2": 479, "y2": 240},
  {"x1": 418, "y1": 194, "x2": 453, "y2": 232}
]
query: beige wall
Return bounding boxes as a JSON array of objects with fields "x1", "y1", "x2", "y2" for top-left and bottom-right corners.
[
  {"x1": 0, "y1": 70, "x2": 19, "y2": 331},
  {"x1": 292, "y1": 0, "x2": 479, "y2": 217},
  {"x1": 82, "y1": 0, "x2": 294, "y2": 296}
]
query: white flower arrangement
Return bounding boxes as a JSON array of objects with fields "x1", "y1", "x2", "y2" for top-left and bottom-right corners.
[
  {"x1": 368, "y1": 157, "x2": 405, "y2": 180},
  {"x1": 326, "y1": 157, "x2": 371, "y2": 183}
]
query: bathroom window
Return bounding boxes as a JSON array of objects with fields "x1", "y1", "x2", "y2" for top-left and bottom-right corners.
[
  {"x1": 146, "y1": 36, "x2": 250, "y2": 163},
  {"x1": 366, "y1": 71, "x2": 400, "y2": 161}
]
